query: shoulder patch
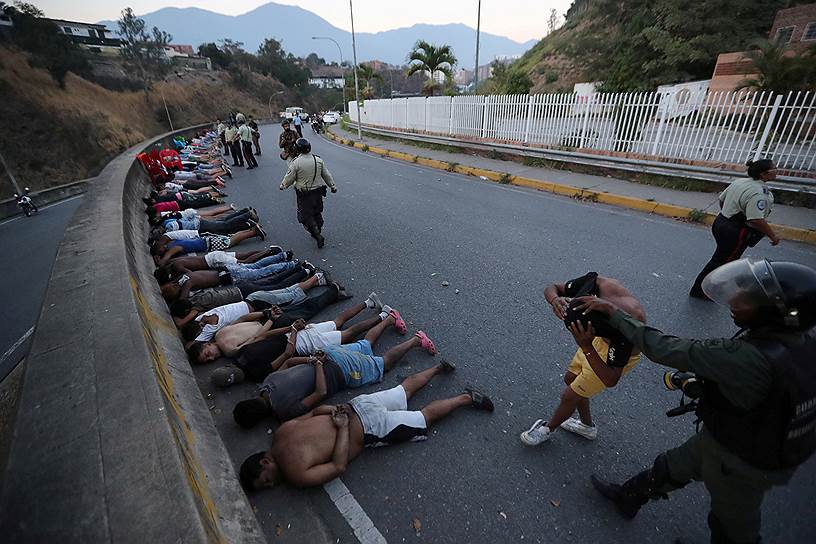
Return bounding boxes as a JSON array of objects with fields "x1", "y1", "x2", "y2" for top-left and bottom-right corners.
[{"x1": 757, "y1": 199, "x2": 766, "y2": 211}]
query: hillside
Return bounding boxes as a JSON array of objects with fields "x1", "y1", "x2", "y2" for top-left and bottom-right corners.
[
  {"x1": 514, "y1": 0, "x2": 788, "y2": 93},
  {"x1": 0, "y1": 47, "x2": 293, "y2": 196},
  {"x1": 98, "y1": 2, "x2": 535, "y2": 67}
]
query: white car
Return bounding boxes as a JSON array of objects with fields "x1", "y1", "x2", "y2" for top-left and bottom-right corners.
[
  {"x1": 281, "y1": 107, "x2": 309, "y2": 122},
  {"x1": 322, "y1": 111, "x2": 341, "y2": 124}
]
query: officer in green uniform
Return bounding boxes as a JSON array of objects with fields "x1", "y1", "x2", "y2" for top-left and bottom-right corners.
[
  {"x1": 576, "y1": 258, "x2": 816, "y2": 544},
  {"x1": 690, "y1": 159, "x2": 781, "y2": 299},
  {"x1": 279, "y1": 138, "x2": 337, "y2": 248}
]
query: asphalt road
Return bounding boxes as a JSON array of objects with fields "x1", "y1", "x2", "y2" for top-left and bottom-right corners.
[
  {"x1": 0, "y1": 196, "x2": 83, "y2": 380},
  {"x1": 199, "y1": 124, "x2": 816, "y2": 544}
]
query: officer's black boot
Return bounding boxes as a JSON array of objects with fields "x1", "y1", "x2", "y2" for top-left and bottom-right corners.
[
  {"x1": 307, "y1": 225, "x2": 325, "y2": 248},
  {"x1": 591, "y1": 454, "x2": 673, "y2": 519}
]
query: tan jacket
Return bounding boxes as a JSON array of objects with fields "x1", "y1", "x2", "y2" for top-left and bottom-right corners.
[{"x1": 279, "y1": 153, "x2": 336, "y2": 191}]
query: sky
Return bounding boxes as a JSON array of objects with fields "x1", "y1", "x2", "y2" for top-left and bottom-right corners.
[{"x1": 33, "y1": 0, "x2": 574, "y2": 43}]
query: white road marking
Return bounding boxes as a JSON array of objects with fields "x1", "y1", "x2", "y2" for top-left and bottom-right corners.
[
  {"x1": 323, "y1": 478, "x2": 387, "y2": 544},
  {"x1": 0, "y1": 194, "x2": 83, "y2": 227},
  {"x1": 0, "y1": 326, "x2": 35, "y2": 367}
]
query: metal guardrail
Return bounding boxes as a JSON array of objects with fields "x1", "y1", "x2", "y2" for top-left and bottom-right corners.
[{"x1": 350, "y1": 122, "x2": 816, "y2": 195}]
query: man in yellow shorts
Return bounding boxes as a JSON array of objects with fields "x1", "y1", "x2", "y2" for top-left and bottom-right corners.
[{"x1": 521, "y1": 272, "x2": 645, "y2": 445}]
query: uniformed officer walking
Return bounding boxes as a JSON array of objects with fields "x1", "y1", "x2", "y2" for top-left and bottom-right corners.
[
  {"x1": 690, "y1": 159, "x2": 781, "y2": 299},
  {"x1": 576, "y1": 258, "x2": 816, "y2": 544},
  {"x1": 278, "y1": 120, "x2": 298, "y2": 162},
  {"x1": 279, "y1": 138, "x2": 337, "y2": 248}
]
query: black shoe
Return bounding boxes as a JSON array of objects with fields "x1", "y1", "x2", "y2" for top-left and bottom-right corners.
[
  {"x1": 316, "y1": 234, "x2": 325, "y2": 248},
  {"x1": 301, "y1": 261, "x2": 316, "y2": 275},
  {"x1": 285, "y1": 250, "x2": 294, "y2": 261},
  {"x1": 268, "y1": 245, "x2": 283, "y2": 255},
  {"x1": 439, "y1": 359, "x2": 456, "y2": 373},
  {"x1": 590, "y1": 475, "x2": 641, "y2": 519},
  {"x1": 464, "y1": 388, "x2": 494, "y2": 412},
  {"x1": 688, "y1": 288, "x2": 711, "y2": 301}
]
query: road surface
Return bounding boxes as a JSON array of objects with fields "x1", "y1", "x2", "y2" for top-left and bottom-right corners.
[{"x1": 197, "y1": 124, "x2": 816, "y2": 544}]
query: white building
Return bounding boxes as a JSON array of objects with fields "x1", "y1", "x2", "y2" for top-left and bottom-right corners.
[{"x1": 47, "y1": 18, "x2": 122, "y2": 54}]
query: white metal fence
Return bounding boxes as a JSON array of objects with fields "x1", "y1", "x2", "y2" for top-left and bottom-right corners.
[{"x1": 349, "y1": 91, "x2": 816, "y2": 180}]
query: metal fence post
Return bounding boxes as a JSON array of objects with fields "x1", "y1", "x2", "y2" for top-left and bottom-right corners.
[
  {"x1": 481, "y1": 95, "x2": 490, "y2": 138},
  {"x1": 650, "y1": 93, "x2": 670, "y2": 156},
  {"x1": 753, "y1": 94, "x2": 783, "y2": 161},
  {"x1": 424, "y1": 97, "x2": 429, "y2": 133},
  {"x1": 448, "y1": 97, "x2": 454, "y2": 136},
  {"x1": 523, "y1": 95, "x2": 533, "y2": 144},
  {"x1": 579, "y1": 94, "x2": 593, "y2": 149}
]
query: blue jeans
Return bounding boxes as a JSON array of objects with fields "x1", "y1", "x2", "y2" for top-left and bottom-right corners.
[
  {"x1": 227, "y1": 257, "x2": 294, "y2": 282},
  {"x1": 245, "y1": 284, "x2": 307, "y2": 307}
]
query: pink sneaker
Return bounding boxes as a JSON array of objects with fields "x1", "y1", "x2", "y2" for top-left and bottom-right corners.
[
  {"x1": 415, "y1": 331, "x2": 436, "y2": 355},
  {"x1": 389, "y1": 309, "x2": 407, "y2": 335}
]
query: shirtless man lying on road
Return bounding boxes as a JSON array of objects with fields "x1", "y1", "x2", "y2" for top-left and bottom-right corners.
[{"x1": 239, "y1": 364, "x2": 494, "y2": 490}]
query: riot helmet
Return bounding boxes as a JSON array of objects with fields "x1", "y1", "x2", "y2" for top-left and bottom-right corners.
[
  {"x1": 702, "y1": 258, "x2": 816, "y2": 330},
  {"x1": 295, "y1": 138, "x2": 311, "y2": 154}
]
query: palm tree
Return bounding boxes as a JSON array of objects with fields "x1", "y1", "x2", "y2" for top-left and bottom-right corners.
[
  {"x1": 357, "y1": 63, "x2": 384, "y2": 99},
  {"x1": 737, "y1": 40, "x2": 816, "y2": 94},
  {"x1": 406, "y1": 40, "x2": 457, "y2": 96}
]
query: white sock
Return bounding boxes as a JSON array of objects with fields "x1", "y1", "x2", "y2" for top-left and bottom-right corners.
[
  {"x1": 378, "y1": 311, "x2": 388, "y2": 320},
  {"x1": 365, "y1": 298, "x2": 375, "y2": 309},
  {"x1": 382, "y1": 305, "x2": 393, "y2": 315}
]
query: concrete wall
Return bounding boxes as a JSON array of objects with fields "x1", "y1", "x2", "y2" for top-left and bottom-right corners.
[{"x1": 0, "y1": 126, "x2": 264, "y2": 543}]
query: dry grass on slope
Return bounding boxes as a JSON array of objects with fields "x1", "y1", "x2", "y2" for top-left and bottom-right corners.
[{"x1": 0, "y1": 47, "x2": 274, "y2": 196}]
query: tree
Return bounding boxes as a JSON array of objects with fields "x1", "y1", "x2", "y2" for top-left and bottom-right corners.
[
  {"x1": 405, "y1": 40, "x2": 457, "y2": 96},
  {"x1": 357, "y1": 63, "x2": 384, "y2": 99},
  {"x1": 547, "y1": 9, "x2": 562, "y2": 35},
  {"x1": 117, "y1": 8, "x2": 172, "y2": 95},
  {"x1": 198, "y1": 42, "x2": 232, "y2": 70},
  {"x1": 484, "y1": 60, "x2": 532, "y2": 94},
  {"x1": 3, "y1": 1, "x2": 90, "y2": 87},
  {"x1": 256, "y1": 38, "x2": 309, "y2": 89},
  {"x1": 738, "y1": 40, "x2": 816, "y2": 94}
]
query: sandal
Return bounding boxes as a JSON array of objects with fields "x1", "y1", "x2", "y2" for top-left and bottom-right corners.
[
  {"x1": 415, "y1": 330, "x2": 436, "y2": 355},
  {"x1": 333, "y1": 282, "x2": 353, "y2": 301},
  {"x1": 464, "y1": 388, "x2": 494, "y2": 412},
  {"x1": 390, "y1": 310, "x2": 407, "y2": 335},
  {"x1": 439, "y1": 359, "x2": 456, "y2": 373}
]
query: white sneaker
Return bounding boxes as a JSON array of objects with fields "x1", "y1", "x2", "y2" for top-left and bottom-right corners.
[
  {"x1": 381, "y1": 304, "x2": 393, "y2": 315},
  {"x1": 520, "y1": 419, "x2": 552, "y2": 446},
  {"x1": 560, "y1": 417, "x2": 598, "y2": 440}
]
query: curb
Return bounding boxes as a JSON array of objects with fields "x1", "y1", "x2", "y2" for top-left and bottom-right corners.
[{"x1": 325, "y1": 128, "x2": 816, "y2": 246}]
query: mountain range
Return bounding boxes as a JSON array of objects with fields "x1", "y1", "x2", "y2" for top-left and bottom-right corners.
[{"x1": 98, "y1": 2, "x2": 536, "y2": 68}]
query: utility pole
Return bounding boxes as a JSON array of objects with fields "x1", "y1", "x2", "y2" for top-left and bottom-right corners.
[
  {"x1": 350, "y1": 0, "x2": 363, "y2": 140},
  {"x1": 473, "y1": 0, "x2": 482, "y2": 93}
]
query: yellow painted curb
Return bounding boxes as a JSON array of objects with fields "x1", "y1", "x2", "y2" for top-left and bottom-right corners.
[{"x1": 323, "y1": 128, "x2": 815, "y2": 245}]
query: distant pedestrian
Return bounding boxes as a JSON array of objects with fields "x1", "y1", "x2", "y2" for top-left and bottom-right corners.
[
  {"x1": 278, "y1": 120, "x2": 298, "y2": 162},
  {"x1": 239, "y1": 120, "x2": 258, "y2": 169},
  {"x1": 236, "y1": 111, "x2": 247, "y2": 124},
  {"x1": 689, "y1": 159, "x2": 781, "y2": 300},
  {"x1": 293, "y1": 112, "x2": 303, "y2": 138},
  {"x1": 224, "y1": 122, "x2": 243, "y2": 167},
  {"x1": 249, "y1": 116, "x2": 261, "y2": 155},
  {"x1": 216, "y1": 119, "x2": 227, "y2": 154},
  {"x1": 279, "y1": 138, "x2": 337, "y2": 248}
]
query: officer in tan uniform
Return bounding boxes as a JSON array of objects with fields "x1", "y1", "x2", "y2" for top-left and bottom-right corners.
[
  {"x1": 689, "y1": 159, "x2": 781, "y2": 299},
  {"x1": 279, "y1": 138, "x2": 337, "y2": 248}
]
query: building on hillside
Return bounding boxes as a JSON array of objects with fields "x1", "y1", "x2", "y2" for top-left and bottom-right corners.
[
  {"x1": 166, "y1": 44, "x2": 195, "y2": 56},
  {"x1": 769, "y1": 3, "x2": 816, "y2": 54},
  {"x1": 161, "y1": 45, "x2": 212, "y2": 70},
  {"x1": 47, "y1": 19, "x2": 122, "y2": 54},
  {"x1": 709, "y1": 2, "x2": 816, "y2": 93},
  {"x1": 366, "y1": 60, "x2": 395, "y2": 71},
  {"x1": 308, "y1": 66, "x2": 345, "y2": 89}
]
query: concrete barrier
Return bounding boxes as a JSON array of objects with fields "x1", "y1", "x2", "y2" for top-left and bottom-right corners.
[{"x1": 0, "y1": 125, "x2": 264, "y2": 543}]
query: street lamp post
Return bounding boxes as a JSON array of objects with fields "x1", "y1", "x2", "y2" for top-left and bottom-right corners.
[
  {"x1": 349, "y1": 0, "x2": 363, "y2": 141},
  {"x1": 0, "y1": 151, "x2": 21, "y2": 195},
  {"x1": 473, "y1": 0, "x2": 482, "y2": 93},
  {"x1": 312, "y1": 36, "x2": 347, "y2": 115},
  {"x1": 268, "y1": 90, "x2": 285, "y2": 120}
]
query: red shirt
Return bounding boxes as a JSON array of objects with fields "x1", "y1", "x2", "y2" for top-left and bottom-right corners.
[{"x1": 152, "y1": 201, "x2": 180, "y2": 213}]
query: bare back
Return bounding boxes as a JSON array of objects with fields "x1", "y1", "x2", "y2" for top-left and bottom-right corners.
[
  {"x1": 597, "y1": 276, "x2": 646, "y2": 322},
  {"x1": 273, "y1": 411, "x2": 365, "y2": 486},
  {"x1": 216, "y1": 322, "x2": 264, "y2": 357}
]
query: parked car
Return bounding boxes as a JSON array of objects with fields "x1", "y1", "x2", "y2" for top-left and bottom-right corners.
[
  {"x1": 322, "y1": 111, "x2": 341, "y2": 124},
  {"x1": 280, "y1": 107, "x2": 310, "y2": 122}
]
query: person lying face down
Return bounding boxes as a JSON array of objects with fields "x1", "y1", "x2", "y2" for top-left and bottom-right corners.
[
  {"x1": 239, "y1": 362, "x2": 494, "y2": 490},
  {"x1": 151, "y1": 223, "x2": 267, "y2": 268},
  {"x1": 187, "y1": 291, "x2": 387, "y2": 365},
  {"x1": 230, "y1": 313, "x2": 438, "y2": 424}
]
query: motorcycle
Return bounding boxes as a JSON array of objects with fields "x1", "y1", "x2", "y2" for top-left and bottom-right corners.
[
  {"x1": 14, "y1": 188, "x2": 38, "y2": 217},
  {"x1": 311, "y1": 120, "x2": 323, "y2": 134}
]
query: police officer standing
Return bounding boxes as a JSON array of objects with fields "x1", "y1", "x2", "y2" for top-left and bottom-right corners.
[
  {"x1": 577, "y1": 258, "x2": 816, "y2": 544},
  {"x1": 279, "y1": 138, "x2": 337, "y2": 248},
  {"x1": 690, "y1": 159, "x2": 781, "y2": 299}
]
